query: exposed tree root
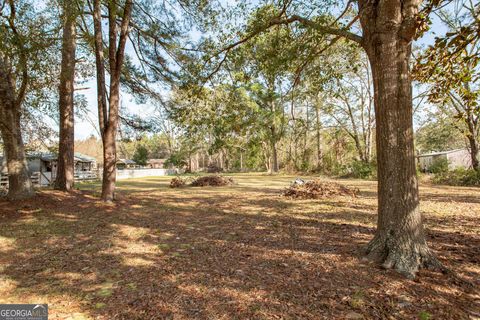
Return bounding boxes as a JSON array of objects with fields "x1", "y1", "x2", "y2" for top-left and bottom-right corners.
[
  {"x1": 6, "y1": 190, "x2": 36, "y2": 201},
  {"x1": 365, "y1": 233, "x2": 448, "y2": 279}
]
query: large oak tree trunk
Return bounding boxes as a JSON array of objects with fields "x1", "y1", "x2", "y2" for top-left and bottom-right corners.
[
  {"x1": 359, "y1": 0, "x2": 441, "y2": 278},
  {"x1": 0, "y1": 107, "x2": 34, "y2": 200},
  {"x1": 55, "y1": 1, "x2": 77, "y2": 191},
  {"x1": 0, "y1": 58, "x2": 34, "y2": 200},
  {"x1": 0, "y1": 112, "x2": 33, "y2": 200}
]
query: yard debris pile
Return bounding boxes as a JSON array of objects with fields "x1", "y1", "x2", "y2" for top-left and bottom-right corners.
[
  {"x1": 283, "y1": 179, "x2": 358, "y2": 199},
  {"x1": 191, "y1": 175, "x2": 234, "y2": 187},
  {"x1": 170, "y1": 177, "x2": 187, "y2": 188}
]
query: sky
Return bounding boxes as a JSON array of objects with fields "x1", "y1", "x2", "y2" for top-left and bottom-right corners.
[{"x1": 72, "y1": 1, "x2": 450, "y2": 140}]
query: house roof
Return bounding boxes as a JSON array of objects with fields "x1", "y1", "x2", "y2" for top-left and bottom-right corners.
[
  {"x1": 74, "y1": 153, "x2": 97, "y2": 163},
  {"x1": 417, "y1": 148, "x2": 468, "y2": 158},
  {"x1": 1, "y1": 152, "x2": 96, "y2": 163},
  {"x1": 117, "y1": 159, "x2": 136, "y2": 165}
]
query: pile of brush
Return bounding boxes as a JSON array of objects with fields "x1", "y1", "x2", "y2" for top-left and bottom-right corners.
[
  {"x1": 283, "y1": 179, "x2": 358, "y2": 199},
  {"x1": 169, "y1": 177, "x2": 187, "y2": 188},
  {"x1": 191, "y1": 175, "x2": 234, "y2": 187},
  {"x1": 170, "y1": 175, "x2": 235, "y2": 188}
]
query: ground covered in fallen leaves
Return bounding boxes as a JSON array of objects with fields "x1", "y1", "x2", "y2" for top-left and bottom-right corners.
[{"x1": 0, "y1": 174, "x2": 478, "y2": 319}]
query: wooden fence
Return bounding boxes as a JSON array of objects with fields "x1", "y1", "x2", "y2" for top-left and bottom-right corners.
[{"x1": 0, "y1": 172, "x2": 41, "y2": 189}]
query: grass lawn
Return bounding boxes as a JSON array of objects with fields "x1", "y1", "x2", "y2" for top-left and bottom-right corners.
[{"x1": 0, "y1": 174, "x2": 478, "y2": 319}]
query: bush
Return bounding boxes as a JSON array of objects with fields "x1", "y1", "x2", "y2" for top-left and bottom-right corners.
[
  {"x1": 433, "y1": 168, "x2": 480, "y2": 186},
  {"x1": 429, "y1": 157, "x2": 449, "y2": 174},
  {"x1": 349, "y1": 160, "x2": 377, "y2": 179},
  {"x1": 337, "y1": 160, "x2": 376, "y2": 179},
  {"x1": 132, "y1": 145, "x2": 148, "y2": 166}
]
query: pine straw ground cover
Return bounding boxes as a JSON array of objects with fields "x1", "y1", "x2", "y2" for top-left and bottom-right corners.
[{"x1": 0, "y1": 175, "x2": 478, "y2": 319}]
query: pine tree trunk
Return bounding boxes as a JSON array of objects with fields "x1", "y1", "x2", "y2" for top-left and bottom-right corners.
[
  {"x1": 93, "y1": 0, "x2": 133, "y2": 202},
  {"x1": 271, "y1": 140, "x2": 279, "y2": 173},
  {"x1": 315, "y1": 103, "x2": 323, "y2": 170},
  {"x1": 359, "y1": 0, "x2": 441, "y2": 278},
  {"x1": 55, "y1": 1, "x2": 77, "y2": 191},
  {"x1": 101, "y1": 124, "x2": 117, "y2": 201},
  {"x1": 101, "y1": 62, "x2": 121, "y2": 201}
]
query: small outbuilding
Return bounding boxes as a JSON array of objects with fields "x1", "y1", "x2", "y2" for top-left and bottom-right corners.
[
  {"x1": 116, "y1": 159, "x2": 137, "y2": 170},
  {"x1": 0, "y1": 152, "x2": 97, "y2": 185},
  {"x1": 417, "y1": 148, "x2": 474, "y2": 172}
]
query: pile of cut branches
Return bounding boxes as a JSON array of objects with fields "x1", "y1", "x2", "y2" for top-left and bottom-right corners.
[
  {"x1": 170, "y1": 177, "x2": 187, "y2": 188},
  {"x1": 283, "y1": 179, "x2": 358, "y2": 199},
  {"x1": 191, "y1": 175, "x2": 234, "y2": 187}
]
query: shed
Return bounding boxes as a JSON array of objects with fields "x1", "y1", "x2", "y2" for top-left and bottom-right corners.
[
  {"x1": 116, "y1": 159, "x2": 137, "y2": 170},
  {"x1": 0, "y1": 152, "x2": 97, "y2": 185},
  {"x1": 417, "y1": 148, "x2": 474, "y2": 172}
]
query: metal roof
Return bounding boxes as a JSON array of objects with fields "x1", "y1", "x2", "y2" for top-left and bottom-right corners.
[
  {"x1": 417, "y1": 148, "x2": 468, "y2": 158},
  {"x1": 117, "y1": 159, "x2": 136, "y2": 165}
]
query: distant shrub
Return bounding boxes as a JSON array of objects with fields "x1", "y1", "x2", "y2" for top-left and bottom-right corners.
[
  {"x1": 339, "y1": 160, "x2": 376, "y2": 179},
  {"x1": 206, "y1": 164, "x2": 223, "y2": 173},
  {"x1": 433, "y1": 168, "x2": 480, "y2": 186},
  {"x1": 350, "y1": 160, "x2": 377, "y2": 179},
  {"x1": 429, "y1": 157, "x2": 449, "y2": 174}
]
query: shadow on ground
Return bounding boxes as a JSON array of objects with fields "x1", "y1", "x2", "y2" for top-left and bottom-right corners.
[{"x1": 0, "y1": 175, "x2": 478, "y2": 319}]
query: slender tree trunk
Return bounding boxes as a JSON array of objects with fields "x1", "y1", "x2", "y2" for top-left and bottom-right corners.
[
  {"x1": 467, "y1": 134, "x2": 479, "y2": 171},
  {"x1": 271, "y1": 140, "x2": 279, "y2": 173},
  {"x1": 101, "y1": 124, "x2": 117, "y2": 200},
  {"x1": 464, "y1": 113, "x2": 479, "y2": 170},
  {"x1": 55, "y1": 1, "x2": 77, "y2": 191},
  {"x1": 270, "y1": 125, "x2": 279, "y2": 173},
  {"x1": 315, "y1": 103, "x2": 323, "y2": 170},
  {"x1": 359, "y1": 0, "x2": 441, "y2": 277},
  {"x1": 93, "y1": 0, "x2": 133, "y2": 201},
  {"x1": 240, "y1": 152, "x2": 243, "y2": 171}
]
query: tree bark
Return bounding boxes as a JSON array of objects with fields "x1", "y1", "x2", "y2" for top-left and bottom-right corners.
[
  {"x1": 271, "y1": 139, "x2": 279, "y2": 173},
  {"x1": 0, "y1": 56, "x2": 34, "y2": 200},
  {"x1": 359, "y1": 0, "x2": 441, "y2": 278},
  {"x1": 55, "y1": 0, "x2": 77, "y2": 191},
  {"x1": 270, "y1": 125, "x2": 279, "y2": 173},
  {"x1": 0, "y1": 107, "x2": 34, "y2": 200},
  {"x1": 467, "y1": 134, "x2": 479, "y2": 171},
  {"x1": 314, "y1": 101, "x2": 323, "y2": 170},
  {"x1": 93, "y1": 0, "x2": 133, "y2": 201},
  {"x1": 464, "y1": 110, "x2": 479, "y2": 171}
]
